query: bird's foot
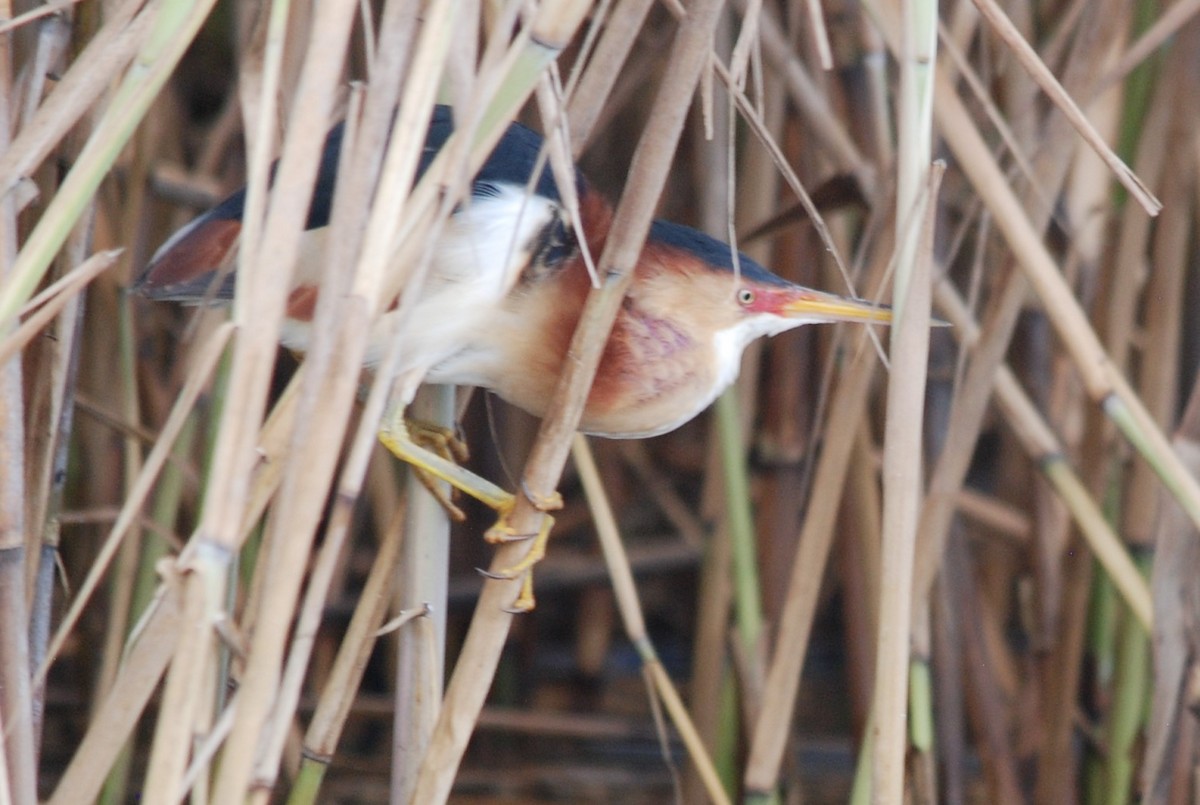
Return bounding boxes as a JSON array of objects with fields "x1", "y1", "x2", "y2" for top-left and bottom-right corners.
[
  {"x1": 405, "y1": 418, "x2": 470, "y2": 464},
  {"x1": 400, "y1": 419, "x2": 472, "y2": 520},
  {"x1": 378, "y1": 412, "x2": 512, "y2": 513},
  {"x1": 379, "y1": 404, "x2": 559, "y2": 612},
  {"x1": 478, "y1": 506, "x2": 556, "y2": 613},
  {"x1": 408, "y1": 468, "x2": 467, "y2": 521}
]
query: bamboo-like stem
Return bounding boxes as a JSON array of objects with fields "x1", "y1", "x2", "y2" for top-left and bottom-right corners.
[
  {"x1": 969, "y1": 0, "x2": 1160, "y2": 215},
  {"x1": 0, "y1": 0, "x2": 219, "y2": 329},
  {"x1": 565, "y1": 0, "x2": 654, "y2": 154},
  {"x1": 1104, "y1": 558, "x2": 1152, "y2": 804},
  {"x1": 0, "y1": 250, "x2": 116, "y2": 367},
  {"x1": 391, "y1": 387, "x2": 452, "y2": 803},
  {"x1": 243, "y1": 83, "x2": 377, "y2": 795},
  {"x1": 410, "y1": 2, "x2": 721, "y2": 800},
  {"x1": 871, "y1": 159, "x2": 940, "y2": 804},
  {"x1": 572, "y1": 436, "x2": 731, "y2": 805},
  {"x1": 912, "y1": 0, "x2": 1125, "y2": 644},
  {"x1": 865, "y1": 0, "x2": 1200, "y2": 548},
  {"x1": 1143, "y1": 374, "x2": 1200, "y2": 800},
  {"x1": 0, "y1": 0, "x2": 147, "y2": 194},
  {"x1": 46, "y1": 585, "x2": 184, "y2": 804},
  {"x1": 743, "y1": 275, "x2": 891, "y2": 795},
  {"x1": 286, "y1": 499, "x2": 406, "y2": 805},
  {"x1": 33, "y1": 323, "x2": 234, "y2": 690},
  {"x1": 203, "y1": 3, "x2": 369, "y2": 800},
  {"x1": 869, "y1": 0, "x2": 939, "y2": 788},
  {"x1": 100, "y1": 412, "x2": 198, "y2": 805},
  {"x1": 24, "y1": 201, "x2": 93, "y2": 754},
  {"x1": 0, "y1": 4, "x2": 35, "y2": 799},
  {"x1": 933, "y1": 283, "x2": 1153, "y2": 630},
  {"x1": 738, "y1": 0, "x2": 871, "y2": 189},
  {"x1": 1091, "y1": 0, "x2": 1200, "y2": 96},
  {"x1": 96, "y1": 116, "x2": 157, "y2": 709}
]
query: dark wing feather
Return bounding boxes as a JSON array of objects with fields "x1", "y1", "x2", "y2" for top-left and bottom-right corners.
[{"x1": 135, "y1": 105, "x2": 584, "y2": 302}]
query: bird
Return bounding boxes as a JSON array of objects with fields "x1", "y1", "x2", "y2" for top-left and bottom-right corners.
[{"x1": 136, "y1": 104, "x2": 891, "y2": 610}]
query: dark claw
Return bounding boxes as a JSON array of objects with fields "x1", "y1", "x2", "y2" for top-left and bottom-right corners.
[
  {"x1": 490, "y1": 530, "x2": 536, "y2": 544},
  {"x1": 476, "y1": 566, "x2": 516, "y2": 580},
  {"x1": 518, "y1": 480, "x2": 564, "y2": 512}
]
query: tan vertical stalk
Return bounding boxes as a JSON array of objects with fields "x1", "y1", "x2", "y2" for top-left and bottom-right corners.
[
  {"x1": 392, "y1": 386, "x2": 453, "y2": 803},
  {"x1": 573, "y1": 436, "x2": 730, "y2": 804},
  {"x1": 872, "y1": 161, "x2": 940, "y2": 802},
  {"x1": 743, "y1": 244, "x2": 892, "y2": 795},
  {"x1": 0, "y1": 2, "x2": 38, "y2": 796},
  {"x1": 203, "y1": 3, "x2": 374, "y2": 800},
  {"x1": 410, "y1": 1, "x2": 725, "y2": 800}
]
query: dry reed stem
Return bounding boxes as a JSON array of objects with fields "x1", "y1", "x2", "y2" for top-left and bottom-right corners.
[
  {"x1": 33, "y1": 322, "x2": 233, "y2": 688},
  {"x1": 1092, "y1": 0, "x2": 1200, "y2": 97},
  {"x1": 0, "y1": 249, "x2": 116, "y2": 373},
  {"x1": 287, "y1": 500, "x2": 406, "y2": 801},
  {"x1": 744, "y1": 0, "x2": 872, "y2": 190},
  {"x1": 1120, "y1": 38, "x2": 1196, "y2": 544},
  {"x1": 892, "y1": 19, "x2": 1200, "y2": 542},
  {"x1": 945, "y1": 534, "x2": 1024, "y2": 802},
  {"x1": 743, "y1": 331, "x2": 887, "y2": 793},
  {"x1": 25, "y1": 225, "x2": 91, "y2": 751},
  {"x1": 392, "y1": 388, "x2": 453, "y2": 803},
  {"x1": 0, "y1": 0, "x2": 216, "y2": 330},
  {"x1": 241, "y1": 86, "x2": 384, "y2": 795},
  {"x1": 204, "y1": 2, "x2": 366, "y2": 799},
  {"x1": 872, "y1": 160, "x2": 940, "y2": 802},
  {"x1": 1144, "y1": 373, "x2": 1200, "y2": 800},
  {"x1": 909, "y1": 269, "x2": 1026, "y2": 626},
  {"x1": 410, "y1": 1, "x2": 721, "y2": 799},
  {"x1": 13, "y1": 0, "x2": 1191, "y2": 799},
  {"x1": 565, "y1": 0, "x2": 653, "y2": 154},
  {"x1": 969, "y1": 0, "x2": 1160, "y2": 216},
  {"x1": 1105, "y1": 99, "x2": 1167, "y2": 373},
  {"x1": 46, "y1": 585, "x2": 183, "y2": 804},
  {"x1": 933, "y1": 283, "x2": 1153, "y2": 629},
  {"x1": 913, "y1": 0, "x2": 1123, "y2": 647},
  {"x1": 572, "y1": 435, "x2": 730, "y2": 805},
  {"x1": 0, "y1": 0, "x2": 146, "y2": 196}
]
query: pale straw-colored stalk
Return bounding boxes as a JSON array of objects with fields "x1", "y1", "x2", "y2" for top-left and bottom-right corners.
[
  {"x1": 871, "y1": 152, "x2": 940, "y2": 805},
  {"x1": 410, "y1": 2, "x2": 722, "y2": 800},
  {"x1": 32, "y1": 322, "x2": 233, "y2": 691},
  {"x1": 742, "y1": 229, "x2": 892, "y2": 796},
  {"x1": 1, "y1": 3, "x2": 40, "y2": 800},
  {"x1": 286, "y1": 499, "x2": 407, "y2": 805},
  {"x1": 572, "y1": 436, "x2": 730, "y2": 805},
  {"x1": 45, "y1": 584, "x2": 184, "y2": 804},
  {"x1": 0, "y1": 250, "x2": 116, "y2": 366},
  {"x1": 0, "y1": 0, "x2": 218, "y2": 330},
  {"x1": 932, "y1": 282, "x2": 1152, "y2": 630},
  {"x1": 201, "y1": 2, "x2": 400, "y2": 799},
  {"x1": 391, "y1": 386, "x2": 453, "y2": 803},
  {"x1": 0, "y1": 0, "x2": 147, "y2": 196},
  {"x1": 864, "y1": 0, "x2": 1200, "y2": 553}
]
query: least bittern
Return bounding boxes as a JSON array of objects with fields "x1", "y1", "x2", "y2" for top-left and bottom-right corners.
[{"x1": 136, "y1": 105, "x2": 891, "y2": 610}]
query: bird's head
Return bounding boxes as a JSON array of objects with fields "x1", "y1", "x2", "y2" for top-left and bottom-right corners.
[{"x1": 634, "y1": 220, "x2": 891, "y2": 359}]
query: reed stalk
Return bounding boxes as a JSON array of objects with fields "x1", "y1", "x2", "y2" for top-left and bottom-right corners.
[
  {"x1": 410, "y1": 2, "x2": 721, "y2": 800},
  {"x1": 572, "y1": 436, "x2": 729, "y2": 805},
  {"x1": 391, "y1": 386, "x2": 452, "y2": 802}
]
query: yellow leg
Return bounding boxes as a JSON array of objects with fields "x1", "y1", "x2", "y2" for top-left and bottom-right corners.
[
  {"x1": 402, "y1": 418, "x2": 474, "y2": 521},
  {"x1": 377, "y1": 401, "x2": 558, "y2": 612},
  {"x1": 378, "y1": 402, "x2": 512, "y2": 510},
  {"x1": 406, "y1": 418, "x2": 470, "y2": 464}
]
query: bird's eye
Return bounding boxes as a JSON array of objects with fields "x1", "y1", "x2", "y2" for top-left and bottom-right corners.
[{"x1": 737, "y1": 288, "x2": 755, "y2": 306}]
